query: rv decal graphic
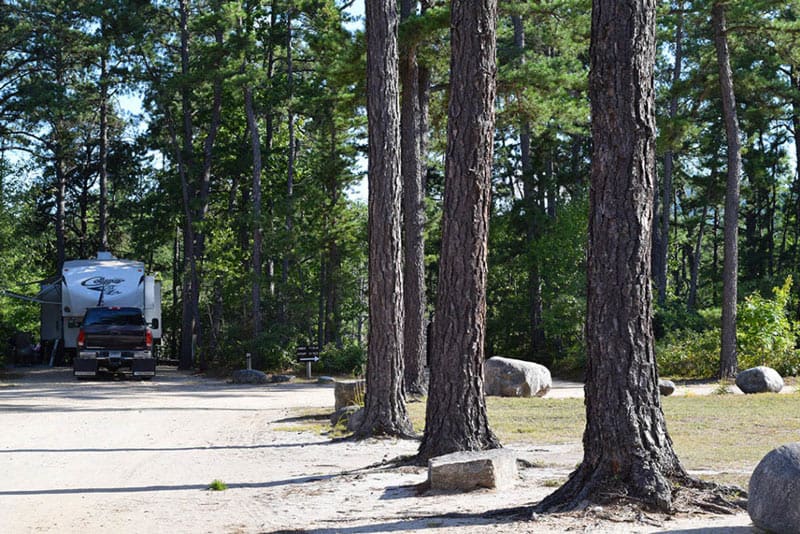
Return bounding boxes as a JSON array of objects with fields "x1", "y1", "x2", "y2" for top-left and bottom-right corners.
[{"x1": 81, "y1": 276, "x2": 125, "y2": 295}]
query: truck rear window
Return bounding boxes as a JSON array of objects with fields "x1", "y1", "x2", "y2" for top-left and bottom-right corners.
[{"x1": 82, "y1": 308, "x2": 145, "y2": 327}]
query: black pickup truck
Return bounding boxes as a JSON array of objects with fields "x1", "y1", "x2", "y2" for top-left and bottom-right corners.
[{"x1": 73, "y1": 307, "x2": 156, "y2": 379}]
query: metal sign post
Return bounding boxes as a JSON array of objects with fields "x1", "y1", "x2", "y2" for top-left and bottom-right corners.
[{"x1": 296, "y1": 345, "x2": 320, "y2": 379}]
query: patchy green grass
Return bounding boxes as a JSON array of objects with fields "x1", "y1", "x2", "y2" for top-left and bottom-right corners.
[
  {"x1": 272, "y1": 407, "x2": 333, "y2": 434},
  {"x1": 480, "y1": 393, "x2": 800, "y2": 487},
  {"x1": 405, "y1": 396, "x2": 586, "y2": 442},
  {"x1": 397, "y1": 396, "x2": 585, "y2": 448},
  {"x1": 284, "y1": 391, "x2": 800, "y2": 488},
  {"x1": 664, "y1": 394, "x2": 800, "y2": 474},
  {"x1": 486, "y1": 397, "x2": 585, "y2": 444}
]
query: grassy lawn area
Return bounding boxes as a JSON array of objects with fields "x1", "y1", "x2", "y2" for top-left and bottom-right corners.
[{"x1": 404, "y1": 392, "x2": 800, "y2": 487}]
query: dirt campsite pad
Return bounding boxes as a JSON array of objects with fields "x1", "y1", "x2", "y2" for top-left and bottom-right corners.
[{"x1": 1, "y1": 367, "x2": 757, "y2": 533}]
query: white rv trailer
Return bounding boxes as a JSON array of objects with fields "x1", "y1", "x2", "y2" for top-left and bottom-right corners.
[{"x1": 37, "y1": 252, "x2": 162, "y2": 361}]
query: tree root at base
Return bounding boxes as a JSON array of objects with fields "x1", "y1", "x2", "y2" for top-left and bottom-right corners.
[{"x1": 532, "y1": 465, "x2": 746, "y2": 516}]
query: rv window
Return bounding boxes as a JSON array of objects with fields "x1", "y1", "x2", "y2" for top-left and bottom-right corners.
[{"x1": 82, "y1": 307, "x2": 145, "y2": 327}]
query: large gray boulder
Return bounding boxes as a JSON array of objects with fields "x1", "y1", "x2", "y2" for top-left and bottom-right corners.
[
  {"x1": 428, "y1": 449, "x2": 518, "y2": 491},
  {"x1": 231, "y1": 369, "x2": 269, "y2": 384},
  {"x1": 736, "y1": 366, "x2": 783, "y2": 394},
  {"x1": 484, "y1": 356, "x2": 551, "y2": 397},
  {"x1": 748, "y1": 443, "x2": 800, "y2": 534},
  {"x1": 334, "y1": 380, "x2": 366, "y2": 411}
]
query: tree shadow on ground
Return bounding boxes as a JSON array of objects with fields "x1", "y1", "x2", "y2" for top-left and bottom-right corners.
[
  {"x1": 274, "y1": 413, "x2": 332, "y2": 424},
  {"x1": 0, "y1": 365, "x2": 332, "y2": 404},
  {"x1": 0, "y1": 474, "x2": 337, "y2": 497},
  {"x1": 0, "y1": 441, "x2": 333, "y2": 454},
  {"x1": 270, "y1": 510, "x2": 524, "y2": 533},
  {"x1": 655, "y1": 528, "x2": 756, "y2": 533}
]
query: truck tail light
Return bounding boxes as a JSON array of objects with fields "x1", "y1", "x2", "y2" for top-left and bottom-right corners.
[
  {"x1": 77, "y1": 329, "x2": 85, "y2": 349},
  {"x1": 145, "y1": 328, "x2": 153, "y2": 349}
]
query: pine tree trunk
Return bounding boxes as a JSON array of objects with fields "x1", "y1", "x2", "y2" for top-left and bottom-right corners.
[
  {"x1": 400, "y1": 0, "x2": 428, "y2": 397},
  {"x1": 175, "y1": 1, "x2": 224, "y2": 370},
  {"x1": 245, "y1": 85, "x2": 263, "y2": 336},
  {"x1": 688, "y1": 204, "x2": 708, "y2": 311},
  {"x1": 792, "y1": 72, "x2": 800, "y2": 320},
  {"x1": 177, "y1": 0, "x2": 196, "y2": 370},
  {"x1": 713, "y1": 2, "x2": 741, "y2": 380},
  {"x1": 323, "y1": 241, "x2": 342, "y2": 346},
  {"x1": 208, "y1": 280, "x2": 223, "y2": 364},
  {"x1": 265, "y1": 0, "x2": 278, "y2": 301},
  {"x1": 418, "y1": 1, "x2": 432, "y2": 166},
  {"x1": 54, "y1": 150, "x2": 66, "y2": 272},
  {"x1": 323, "y1": 119, "x2": 342, "y2": 347},
  {"x1": 192, "y1": 24, "x2": 224, "y2": 372},
  {"x1": 79, "y1": 179, "x2": 89, "y2": 259},
  {"x1": 171, "y1": 226, "x2": 181, "y2": 360},
  {"x1": 98, "y1": 53, "x2": 109, "y2": 252},
  {"x1": 354, "y1": 0, "x2": 413, "y2": 439},
  {"x1": 656, "y1": 3, "x2": 684, "y2": 305},
  {"x1": 417, "y1": 0, "x2": 500, "y2": 462},
  {"x1": 281, "y1": 5, "x2": 295, "y2": 326},
  {"x1": 537, "y1": 0, "x2": 687, "y2": 512},
  {"x1": 512, "y1": 13, "x2": 547, "y2": 363}
]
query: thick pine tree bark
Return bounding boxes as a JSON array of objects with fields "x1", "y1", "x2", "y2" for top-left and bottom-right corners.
[
  {"x1": 536, "y1": 0, "x2": 687, "y2": 512},
  {"x1": 417, "y1": 0, "x2": 500, "y2": 462},
  {"x1": 713, "y1": 2, "x2": 741, "y2": 380},
  {"x1": 354, "y1": 0, "x2": 413, "y2": 439},
  {"x1": 400, "y1": 0, "x2": 428, "y2": 397}
]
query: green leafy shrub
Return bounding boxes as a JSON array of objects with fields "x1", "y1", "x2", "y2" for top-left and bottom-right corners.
[
  {"x1": 657, "y1": 277, "x2": 800, "y2": 378},
  {"x1": 737, "y1": 276, "x2": 800, "y2": 376},
  {"x1": 543, "y1": 293, "x2": 587, "y2": 373},
  {"x1": 657, "y1": 327, "x2": 721, "y2": 378},
  {"x1": 654, "y1": 300, "x2": 708, "y2": 340},
  {"x1": 320, "y1": 343, "x2": 365, "y2": 376},
  {"x1": 209, "y1": 323, "x2": 295, "y2": 373}
]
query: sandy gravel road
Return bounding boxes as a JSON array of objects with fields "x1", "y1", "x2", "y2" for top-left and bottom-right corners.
[{"x1": 0, "y1": 367, "x2": 754, "y2": 533}]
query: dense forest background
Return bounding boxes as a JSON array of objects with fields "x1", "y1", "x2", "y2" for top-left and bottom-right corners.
[{"x1": 2, "y1": 0, "x2": 800, "y2": 378}]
